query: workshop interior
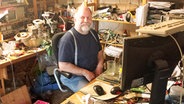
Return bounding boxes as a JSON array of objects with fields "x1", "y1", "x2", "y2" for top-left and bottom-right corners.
[{"x1": 0, "y1": 0, "x2": 184, "y2": 104}]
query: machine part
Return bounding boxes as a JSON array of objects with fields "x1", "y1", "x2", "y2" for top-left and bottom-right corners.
[{"x1": 14, "y1": 32, "x2": 42, "y2": 48}]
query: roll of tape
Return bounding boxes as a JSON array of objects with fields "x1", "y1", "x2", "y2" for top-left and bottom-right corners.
[
  {"x1": 27, "y1": 23, "x2": 38, "y2": 33},
  {"x1": 27, "y1": 23, "x2": 33, "y2": 28},
  {"x1": 33, "y1": 19, "x2": 44, "y2": 28},
  {"x1": 14, "y1": 32, "x2": 31, "y2": 41}
]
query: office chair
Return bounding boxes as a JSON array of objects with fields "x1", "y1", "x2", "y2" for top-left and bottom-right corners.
[{"x1": 52, "y1": 32, "x2": 72, "y2": 92}]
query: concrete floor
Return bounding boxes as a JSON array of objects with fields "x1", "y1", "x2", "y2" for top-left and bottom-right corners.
[
  {"x1": 31, "y1": 89, "x2": 73, "y2": 104},
  {"x1": 49, "y1": 90, "x2": 73, "y2": 104}
]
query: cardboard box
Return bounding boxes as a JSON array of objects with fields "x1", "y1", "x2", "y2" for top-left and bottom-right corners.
[{"x1": 0, "y1": 85, "x2": 32, "y2": 104}]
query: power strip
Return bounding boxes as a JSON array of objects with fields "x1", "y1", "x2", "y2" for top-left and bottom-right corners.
[{"x1": 136, "y1": 19, "x2": 184, "y2": 37}]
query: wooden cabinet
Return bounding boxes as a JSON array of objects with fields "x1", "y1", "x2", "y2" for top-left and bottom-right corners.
[
  {"x1": 0, "y1": 2, "x2": 30, "y2": 40},
  {"x1": 33, "y1": 0, "x2": 57, "y2": 19},
  {"x1": 91, "y1": 0, "x2": 148, "y2": 47}
]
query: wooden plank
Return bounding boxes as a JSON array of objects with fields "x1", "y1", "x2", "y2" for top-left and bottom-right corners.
[
  {"x1": 0, "y1": 67, "x2": 8, "y2": 79},
  {"x1": 0, "y1": 49, "x2": 46, "y2": 69},
  {"x1": 0, "y1": 79, "x2": 5, "y2": 95},
  {"x1": 0, "y1": 67, "x2": 7, "y2": 95}
]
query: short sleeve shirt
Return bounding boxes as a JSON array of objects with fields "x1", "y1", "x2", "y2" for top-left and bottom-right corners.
[{"x1": 58, "y1": 27, "x2": 102, "y2": 72}]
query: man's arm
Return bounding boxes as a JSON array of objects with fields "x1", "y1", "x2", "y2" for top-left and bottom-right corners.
[
  {"x1": 58, "y1": 62, "x2": 96, "y2": 81},
  {"x1": 94, "y1": 50, "x2": 104, "y2": 77}
]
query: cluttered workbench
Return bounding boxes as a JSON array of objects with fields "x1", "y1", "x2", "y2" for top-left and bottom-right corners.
[
  {"x1": 61, "y1": 71, "x2": 152, "y2": 104},
  {"x1": 0, "y1": 12, "x2": 53, "y2": 96},
  {"x1": 0, "y1": 46, "x2": 46, "y2": 95}
]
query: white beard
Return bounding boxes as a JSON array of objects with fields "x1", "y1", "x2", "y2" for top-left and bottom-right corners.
[
  {"x1": 81, "y1": 25, "x2": 90, "y2": 32},
  {"x1": 81, "y1": 22, "x2": 92, "y2": 33}
]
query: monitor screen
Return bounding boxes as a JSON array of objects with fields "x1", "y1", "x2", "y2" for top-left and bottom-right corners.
[{"x1": 120, "y1": 32, "x2": 184, "y2": 103}]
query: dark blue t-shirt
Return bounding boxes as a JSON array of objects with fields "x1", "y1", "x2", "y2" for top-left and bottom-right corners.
[{"x1": 58, "y1": 27, "x2": 102, "y2": 72}]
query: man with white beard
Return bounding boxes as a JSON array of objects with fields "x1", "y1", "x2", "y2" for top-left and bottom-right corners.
[{"x1": 58, "y1": 3, "x2": 104, "y2": 92}]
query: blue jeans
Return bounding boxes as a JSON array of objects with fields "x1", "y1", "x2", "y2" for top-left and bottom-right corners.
[{"x1": 60, "y1": 75, "x2": 89, "y2": 92}]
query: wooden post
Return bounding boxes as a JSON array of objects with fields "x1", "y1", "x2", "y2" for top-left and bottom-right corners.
[
  {"x1": 0, "y1": 67, "x2": 8, "y2": 95},
  {"x1": 43, "y1": 0, "x2": 47, "y2": 11},
  {"x1": 33, "y1": 0, "x2": 38, "y2": 19}
]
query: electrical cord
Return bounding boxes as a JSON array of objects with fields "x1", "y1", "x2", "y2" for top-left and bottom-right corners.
[
  {"x1": 169, "y1": 34, "x2": 184, "y2": 104},
  {"x1": 10, "y1": 60, "x2": 16, "y2": 90},
  {"x1": 169, "y1": 35, "x2": 183, "y2": 61},
  {"x1": 4, "y1": 56, "x2": 16, "y2": 90},
  {"x1": 35, "y1": 49, "x2": 44, "y2": 94}
]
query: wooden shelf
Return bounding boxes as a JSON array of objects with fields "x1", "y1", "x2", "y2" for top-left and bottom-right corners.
[
  {"x1": 87, "y1": 3, "x2": 96, "y2": 6},
  {"x1": 0, "y1": 18, "x2": 30, "y2": 27},
  {"x1": 100, "y1": 40, "x2": 123, "y2": 47},
  {"x1": 93, "y1": 18, "x2": 136, "y2": 24},
  {"x1": 0, "y1": 3, "x2": 27, "y2": 9},
  {"x1": 33, "y1": 0, "x2": 56, "y2": 19}
]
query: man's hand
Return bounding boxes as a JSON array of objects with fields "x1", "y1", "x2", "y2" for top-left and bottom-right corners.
[
  {"x1": 94, "y1": 67, "x2": 103, "y2": 77},
  {"x1": 83, "y1": 70, "x2": 96, "y2": 81}
]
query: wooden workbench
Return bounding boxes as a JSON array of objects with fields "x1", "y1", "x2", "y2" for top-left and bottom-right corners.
[
  {"x1": 61, "y1": 76, "x2": 120, "y2": 104},
  {"x1": 0, "y1": 48, "x2": 46, "y2": 95},
  {"x1": 61, "y1": 79, "x2": 98, "y2": 104}
]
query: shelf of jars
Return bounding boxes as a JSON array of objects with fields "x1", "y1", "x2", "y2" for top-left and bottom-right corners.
[
  {"x1": 0, "y1": 18, "x2": 30, "y2": 27},
  {"x1": 93, "y1": 18, "x2": 136, "y2": 25},
  {"x1": 0, "y1": 3, "x2": 27, "y2": 9}
]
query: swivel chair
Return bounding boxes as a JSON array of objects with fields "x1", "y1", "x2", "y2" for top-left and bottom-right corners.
[{"x1": 52, "y1": 32, "x2": 72, "y2": 92}]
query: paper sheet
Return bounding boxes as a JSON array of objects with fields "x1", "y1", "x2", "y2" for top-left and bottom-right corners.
[
  {"x1": 0, "y1": 9, "x2": 8, "y2": 19},
  {"x1": 136, "y1": 4, "x2": 149, "y2": 26}
]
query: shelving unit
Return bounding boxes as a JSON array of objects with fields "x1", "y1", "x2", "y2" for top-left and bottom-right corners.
[
  {"x1": 0, "y1": 2, "x2": 31, "y2": 40},
  {"x1": 33, "y1": 0, "x2": 56, "y2": 19},
  {"x1": 91, "y1": 0, "x2": 148, "y2": 47},
  {"x1": 0, "y1": 3, "x2": 27, "y2": 23},
  {"x1": 0, "y1": 3, "x2": 26, "y2": 9},
  {"x1": 93, "y1": 18, "x2": 136, "y2": 24}
]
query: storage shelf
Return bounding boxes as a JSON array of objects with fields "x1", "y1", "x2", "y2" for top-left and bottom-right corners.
[
  {"x1": 0, "y1": 18, "x2": 30, "y2": 27},
  {"x1": 100, "y1": 40, "x2": 123, "y2": 47},
  {"x1": 93, "y1": 18, "x2": 135, "y2": 25},
  {"x1": 0, "y1": 3, "x2": 26, "y2": 9}
]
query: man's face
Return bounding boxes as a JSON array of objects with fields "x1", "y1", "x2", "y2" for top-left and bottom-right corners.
[{"x1": 74, "y1": 7, "x2": 92, "y2": 33}]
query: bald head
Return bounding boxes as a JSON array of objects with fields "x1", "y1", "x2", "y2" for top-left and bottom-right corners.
[
  {"x1": 74, "y1": 4, "x2": 92, "y2": 19},
  {"x1": 73, "y1": 4, "x2": 93, "y2": 34}
]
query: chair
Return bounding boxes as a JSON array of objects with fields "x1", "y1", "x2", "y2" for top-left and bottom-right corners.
[{"x1": 52, "y1": 32, "x2": 72, "y2": 92}]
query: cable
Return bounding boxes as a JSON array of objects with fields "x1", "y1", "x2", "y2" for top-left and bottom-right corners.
[
  {"x1": 9, "y1": 60, "x2": 16, "y2": 90},
  {"x1": 169, "y1": 35, "x2": 183, "y2": 60},
  {"x1": 169, "y1": 34, "x2": 183, "y2": 104},
  {"x1": 5, "y1": 57, "x2": 16, "y2": 90},
  {"x1": 35, "y1": 49, "x2": 45, "y2": 95}
]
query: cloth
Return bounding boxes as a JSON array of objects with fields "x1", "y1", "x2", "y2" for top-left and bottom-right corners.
[
  {"x1": 58, "y1": 27, "x2": 102, "y2": 71},
  {"x1": 60, "y1": 75, "x2": 89, "y2": 92}
]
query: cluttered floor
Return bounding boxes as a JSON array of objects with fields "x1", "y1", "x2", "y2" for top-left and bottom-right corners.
[
  {"x1": 36, "y1": 89, "x2": 73, "y2": 104},
  {"x1": 2, "y1": 78, "x2": 73, "y2": 104},
  {"x1": 0, "y1": 57, "x2": 74, "y2": 104}
]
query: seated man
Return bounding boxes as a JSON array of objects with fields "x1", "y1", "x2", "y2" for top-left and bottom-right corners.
[{"x1": 58, "y1": 3, "x2": 104, "y2": 92}]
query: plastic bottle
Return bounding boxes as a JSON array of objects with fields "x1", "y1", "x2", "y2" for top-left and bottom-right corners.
[{"x1": 123, "y1": 30, "x2": 129, "y2": 37}]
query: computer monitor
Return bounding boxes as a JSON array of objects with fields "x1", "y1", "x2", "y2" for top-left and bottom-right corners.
[{"x1": 120, "y1": 32, "x2": 184, "y2": 104}]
